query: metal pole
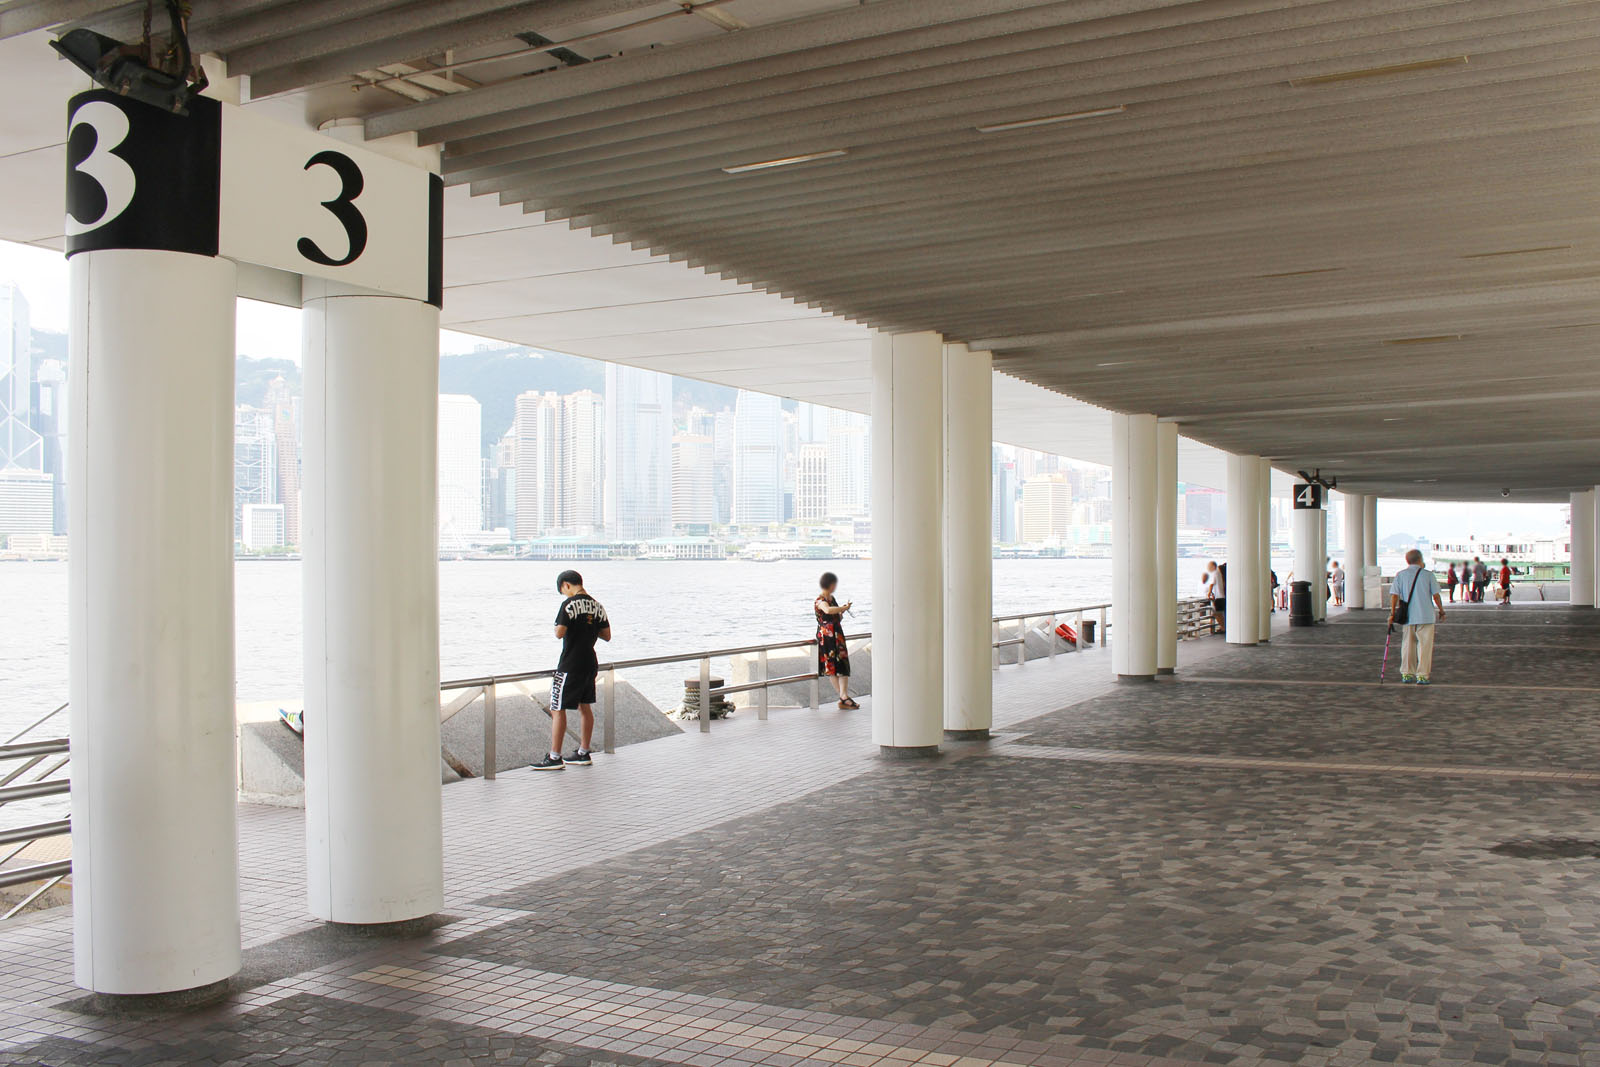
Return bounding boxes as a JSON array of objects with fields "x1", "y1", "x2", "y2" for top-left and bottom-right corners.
[
  {"x1": 603, "y1": 668, "x2": 616, "y2": 754},
  {"x1": 1047, "y1": 613, "x2": 1057, "y2": 661},
  {"x1": 1099, "y1": 606, "x2": 1108, "y2": 648},
  {"x1": 699, "y1": 656, "x2": 712, "y2": 733},
  {"x1": 758, "y1": 649, "x2": 769, "y2": 721},
  {"x1": 483, "y1": 684, "x2": 497, "y2": 782},
  {"x1": 1018, "y1": 615, "x2": 1027, "y2": 667},
  {"x1": 992, "y1": 620, "x2": 1000, "y2": 671},
  {"x1": 810, "y1": 647, "x2": 820, "y2": 710},
  {"x1": 1074, "y1": 611, "x2": 1083, "y2": 652}
]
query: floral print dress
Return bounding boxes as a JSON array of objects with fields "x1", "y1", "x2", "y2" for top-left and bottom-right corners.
[{"x1": 815, "y1": 595, "x2": 851, "y2": 677}]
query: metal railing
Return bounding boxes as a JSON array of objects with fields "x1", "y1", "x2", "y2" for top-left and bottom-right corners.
[
  {"x1": 0, "y1": 703, "x2": 72, "y2": 916},
  {"x1": 436, "y1": 597, "x2": 1227, "y2": 777}
]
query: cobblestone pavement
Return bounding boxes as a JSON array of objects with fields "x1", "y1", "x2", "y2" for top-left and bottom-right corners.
[{"x1": 6, "y1": 608, "x2": 1600, "y2": 1066}]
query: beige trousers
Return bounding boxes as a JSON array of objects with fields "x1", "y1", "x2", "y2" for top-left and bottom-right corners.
[{"x1": 1400, "y1": 623, "x2": 1435, "y2": 679}]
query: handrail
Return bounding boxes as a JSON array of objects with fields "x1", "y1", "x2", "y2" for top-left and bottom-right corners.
[{"x1": 4, "y1": 702, "x2": 67, "y2": 746}]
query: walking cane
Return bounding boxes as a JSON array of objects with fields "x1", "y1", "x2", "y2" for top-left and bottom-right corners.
[{"x1": 1379, "y1": 621, "x2": 1393, "y2": 685}]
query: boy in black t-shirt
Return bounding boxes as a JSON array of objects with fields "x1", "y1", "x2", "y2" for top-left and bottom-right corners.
[{"x1": 533, "y1": 570, "x2": 612, "y2": 771}]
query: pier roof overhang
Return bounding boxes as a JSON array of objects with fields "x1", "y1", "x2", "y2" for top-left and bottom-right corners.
[{"x1": 7, "y1": 0, "x2": 1599, "y2": 500}]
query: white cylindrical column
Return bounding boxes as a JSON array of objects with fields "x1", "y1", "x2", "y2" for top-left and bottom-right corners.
[
  {"x1": 1293, "y1": 505, "x2": 1319, "y2": 622},
  {"x1": 1592, "y1": 489, "x2": 1600, "y2": 607},
  {"x1": 302, "y1": 281, "x2": 444, "y2": 922},
  {"x1": 1256, "y1": 459, "x2": 1272, "y2": 641},
  {"x1": 1364, "y1": 496, "x2": 1380, "y2": 605},
  {"x1": 1155, "y1": 422, "x2": 1178, "y2": 674},
  {"x1": 1341, "y1": 492, "x2": 1366, "y2": 609},
  {"x1": 1225, "y1": 454, "x2": 1261, "y2": 645},
  {"x1": 69, "y1": 249, "x2": 241, "y2": 994},
  {"x1": 1571, "y1": 491, "x2": 1595, "y2": 607},
  {"x1": 1313, "y1": 507, "x2": 1329, "y2": 621},
  {"x1": 942, "y1": 344, "x2": 992, "y2": 737},
  {"x1": 872, "y1": 331, "x2": 945, "y2": 755},
  {"x1": 1112, "y1": 413, "x2": 1159, "y2": 681}
]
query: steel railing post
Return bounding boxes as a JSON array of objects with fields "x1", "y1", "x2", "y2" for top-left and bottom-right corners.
[
  {"x1": 699, "y1": 656, "x2": 712, "y2": 733},
  {"x1": 1018, "y1": 615, "x2": 1027, "y2": 667},
  {"x1": 1074, "y1": 611, "x2": 1083, "y2": 652},
  {"x1": 810, "y1": 646, "x2": 820, "y2": 711},
  {"x1": 483, "y1": 684, "x2": 497, "y2": 782},
  {"x1": 1047, "y1": 614, "x2": 1057, "y2": 661},
  {"x1": 992, "y1": 620, "x2": 1000, "y2": 671},
  {"x1": 758, "y1": 649, "x2": 769, "y2": 721},
  {"x1": 1099, "y1": 606, "x2": 1108, "y2": 648},
  {"x1": 603, "y1": 668, "x2": 617, "y2": 754}
]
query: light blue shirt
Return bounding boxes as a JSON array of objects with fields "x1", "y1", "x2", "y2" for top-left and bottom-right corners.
[{"x1": 1390, "y1": 565, "x2": 1441, "y2": 625}]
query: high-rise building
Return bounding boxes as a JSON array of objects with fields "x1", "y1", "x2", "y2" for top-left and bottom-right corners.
[
  {"x1": 560, "y1": 390, "x2": 604, "y2": 534},
  {"x1": 487, "y1": 430, "x2": 516, "y2": 533},
  {"x1": 241, "y1": 503, "x2": 286, "y2": 550},
  {"x1": 795, "y1": 402, "x2": 828, "y2": 445},
  {"x1": 712, "y1": 409, "x2": 735, "y2": 525},
  {"x1": 1021, "y1": 474, "x2": 1073, "y2": 543},
  {"x1": 233, "y1": 406, "x2": 277, "y2": 543},
  {"x1": 685, "y1": 406, "x2": 716, "y2": 437},
  {"x1": 796, "y1": 442, "x2": 828, "y2": 521},
  {"x1": 733, "y1": 390, "x2": 783, "y2": 525},
  {"x1": 438, "y1": 394, "x2": 483, "y2": 545},
  {"x1": 0, "y1": 470, "x2": 51, "y2": 536},
  {"x1": 604, "y1": 365, "x2": 672, "y2": 540},
  {"x1": 265, "y1": 376, "x2": 300, "y2": 546},
  {"x1": 0, "y1": 283, "x2": 41, "y2": 473},
  {"x1": 1184, "y1": 488, "x2": 1223, "y2": 530},
  {"x1": 671, "y1": 433, "x2": 716, "y2": 527},
  {"x1": 992, "y1": 446, "x2": 1018, "y2": 544},
  {"x1": 513, "y1": 391, "x2": 559, "y2": 539},
  {"x1": 826, "y1": 409, "x2": 870, "y2": 518},
  {"x1": 33, "y1": 357, "x2": 68, "y2": 534}
]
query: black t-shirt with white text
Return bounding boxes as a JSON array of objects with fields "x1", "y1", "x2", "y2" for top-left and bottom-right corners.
[{"x1": 555, "y1": 593, "x2": 609, "y2": 674}]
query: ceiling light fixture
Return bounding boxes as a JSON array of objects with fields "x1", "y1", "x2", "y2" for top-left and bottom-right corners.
[
  {"x1": 1382, "y1": 334, "x2": 1462, "y2": 345},
  {"x1": 722, "y1": 149, "x2": 847, "y2": 174},
  {"x1": 1289, "y1": 55, "x2": 1468, "y2": 87},
  {"x1": 1462, "y1": 245, "x2": 1571, "y2": 259},
  {"x1": 975, "y1": 105, "x2": 1126, "y2": 133}
]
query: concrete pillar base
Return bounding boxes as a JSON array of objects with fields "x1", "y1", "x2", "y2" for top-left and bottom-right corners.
[
  {"x1": 1156, "y1": 667, "x2": 1176, "y2": 675},
  {"x1": 87, "y1": 978, "x2": 231, "y2": 1015},
  {"x1": 324, "y1": 916, "x2": 444, "y2": 938},
  {"x1": 943, "y1": 728, "x2": 991, "y2": 741},
  {"x1": 879, "y1": 745, "x2": 940, "y2": 760},
  {"x1": 1117, "y1": 674, "x2": 1156, "y2": 683}
]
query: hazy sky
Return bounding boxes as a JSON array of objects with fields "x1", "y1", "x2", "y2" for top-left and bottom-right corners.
[{"x1": 0, "y1": 240, "x2": 1572, "y2": 541}]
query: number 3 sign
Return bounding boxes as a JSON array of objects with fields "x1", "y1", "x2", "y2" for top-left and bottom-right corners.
[{"x1": 66, "y1": 90, "x2": 442, "y2": 307}]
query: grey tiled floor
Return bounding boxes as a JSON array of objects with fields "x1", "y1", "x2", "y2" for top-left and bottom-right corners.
[{"x1": 6, "y1": 608, "x2": 1600, "y2": 1066}]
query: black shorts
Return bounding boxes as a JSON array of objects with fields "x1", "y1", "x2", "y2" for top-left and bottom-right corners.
[{"x1": 551, "y1": 669, "x2": 597, "y2": 711}]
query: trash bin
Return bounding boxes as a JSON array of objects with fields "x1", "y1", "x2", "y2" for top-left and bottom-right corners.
[
  {"x1": 1081, "y1": 619, "x2": 1097, "y2": 646},
  {"x1": 1289, "y1": 580, "x2": 1314, "y2": 627}
]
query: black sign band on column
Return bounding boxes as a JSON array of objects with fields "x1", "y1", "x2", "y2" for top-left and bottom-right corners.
[
  {"x1": 1293, "y1": 483, "x2": 1325, "y2": 510},
  {"x1": 65, "y1": 91, "x2": 221, "y2": 258}
]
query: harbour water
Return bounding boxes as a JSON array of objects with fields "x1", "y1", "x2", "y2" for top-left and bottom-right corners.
[{"x1": 1, "y1": 556, "x2": 1167, "y2": 737}]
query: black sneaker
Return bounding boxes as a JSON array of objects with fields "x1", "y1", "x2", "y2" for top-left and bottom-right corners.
[
  {"x1": 530, "y1": 754, "x2": 565, "y2": 771},
  {"x1": 564, "y1": 749, "x2": 593, "y2": 766}
]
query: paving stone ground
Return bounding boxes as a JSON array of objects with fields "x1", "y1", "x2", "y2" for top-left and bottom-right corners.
[{"x1": 4, "y1": 605, "x2": 1600, "y2": 1066}]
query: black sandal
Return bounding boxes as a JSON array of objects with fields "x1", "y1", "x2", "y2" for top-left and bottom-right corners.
[{"x1": 839, "y1": 698, "x2": 860, "y2": 709}]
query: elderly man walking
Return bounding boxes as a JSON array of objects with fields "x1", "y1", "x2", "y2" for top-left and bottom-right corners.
[{"x1": 1388, "y1": 549, "x2": 1446, "y2": 685}]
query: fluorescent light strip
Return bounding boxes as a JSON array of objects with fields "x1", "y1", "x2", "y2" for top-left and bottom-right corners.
[
  {"x1": 975, "y1": 105, "x2": 1126, "y2": 134},
  {"x1": 1382, "y1": 334, "x2": 1462, "y2": 345},
  {"x1": 1462, "y1": 245, "x2": 1571, "y2": 259},
  {"x1": 1255, "y1": 267, "x2": 1343, "y2": 279},
  {"x1": 722, "y1": 149, "x2": 847, "y2": 174},
  {"x1": 1289, "y1": 55, "x2": 1468, "y2": 87}
]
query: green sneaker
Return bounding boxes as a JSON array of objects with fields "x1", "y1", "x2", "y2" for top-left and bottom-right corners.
[
  {"x1": 1416, "y1": 677, "x2": 1431, "y2": 686},
  {"x1": 1401, "y1": 674, "x2": 1416, "y2": 684}
]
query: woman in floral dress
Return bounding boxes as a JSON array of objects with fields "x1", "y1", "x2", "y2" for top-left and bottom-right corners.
[{"x1": 814, "y1": 572, "x2": 858, "y2": 709}]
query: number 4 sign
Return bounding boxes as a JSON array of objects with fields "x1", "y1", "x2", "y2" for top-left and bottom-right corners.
[
  {"x1": 66, "y1": 90, "x2": 442, "y2": 307},
  {"x1": 1293, "y1": 483, "x2": 1324, "y2": 510}
]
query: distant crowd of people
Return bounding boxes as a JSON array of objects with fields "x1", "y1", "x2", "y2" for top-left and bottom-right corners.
[{"x1": 1443, "y1": 557, "x2": 1515, "y2": 604}]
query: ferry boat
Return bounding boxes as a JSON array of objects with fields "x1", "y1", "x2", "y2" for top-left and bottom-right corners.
[{"x1": 1428, "y1": 536, "x2": 1570, "y2": 581}]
